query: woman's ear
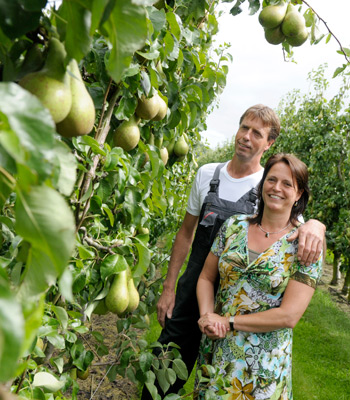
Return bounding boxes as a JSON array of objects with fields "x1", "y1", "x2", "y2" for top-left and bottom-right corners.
[{"x1": 296, "y1": 189, "x2": 304, "y2": 202}]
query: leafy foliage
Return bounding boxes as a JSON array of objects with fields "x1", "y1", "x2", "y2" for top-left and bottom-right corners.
[
  {"x1": 269, "y1": 64, "x2": 350, "y2": 288},
  {"x1": 0, "y1": 0, "x2": 232, "y2": 397}
]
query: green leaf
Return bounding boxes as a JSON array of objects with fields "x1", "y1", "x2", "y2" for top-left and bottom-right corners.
[
  {"x1": 172, "y1": 359, "x2": 188, "y2": 380},
  {"x1": 156, "y1": 368, "x2": 170, "y2": 394},
  {"x1": 165, "y1": 368, "x2": 176, "y2": 385},
  {"x1": 139, "y1": 351, "x2": 153, "y2": 373},
  {"x1": 0, "y1": 83, "x2": 57, "y2": 182},
  {"x1": 133, "y1": 237, "x2": 150, "y2": 278},
  {"x1": 0, "y1": 0, "x2": 45, "y2": 40},
  {"x1": 52, "y1": 141, "x2": 77, "y2": 197},
  {"x1": 90, "y1": 0, "x2": 110, "y2": 33},
  {"x1": 0, "y1": 171, "x2": 13, "y2": 209},
  {"x1": 58, "y1": 267, "x2": 74, "y2": 302},
  {"x1": 248, "y1": 0, "x2": 260, "y2": 15},
  {"x1": 141, "y1": 70, "x2": 151, "y2": 96},
  {"x1": 0, "y1": 280, "x2": 25, "y2": 382},
  {"x1": 100, "y1": 254, "x2": 128, "y2": 281},
  {"x1": 57, "y1": 1, "x2": 92, "y2": 62},
  {"x1": 102, "y1": 0, "x2": 148, "y2": 83},
  {"x1": 102, "y1": 204, "x2": 115, "y2": 226},
  {"x1": 32, "y1": 371, "x2": 65, "y2": 393},
  {"x1": 51, "y1": 305, "x2": 69, "y2": 330},
  {"x1": 166, "y1": 12, "x2": 181, "y2": 41},
  {"x1": 148, "y1": 7, "x2": 166, "y2": 32},
  {"x1": 21, "y1": 296, "x2": 44, "y2": 357},
  {"x1": 15, "y1": 184, "x2": 75, "y2": 282},
  {"x1": 81, "y1": 135, "x2": 106, "y2": 156}
]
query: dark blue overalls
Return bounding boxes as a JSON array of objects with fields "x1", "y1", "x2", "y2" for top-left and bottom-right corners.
[{"x1": 141, "y1": 163, "x2": 258, "y2": 399}]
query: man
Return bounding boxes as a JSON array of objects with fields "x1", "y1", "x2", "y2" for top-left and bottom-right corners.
[{"x1": 142, "y1": 104, "x2": 325, "y2": 399}]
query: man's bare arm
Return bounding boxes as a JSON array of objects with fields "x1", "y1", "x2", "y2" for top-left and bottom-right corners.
[
  {"x1": 157, "y1": 212, "x2": 198, "y2": 327},
  {"x1": 287, "y1": 219, "x2": 326, "y2": 265}
]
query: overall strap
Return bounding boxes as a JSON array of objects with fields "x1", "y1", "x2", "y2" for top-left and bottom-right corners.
[{"x1": 208, "y1": 162, "x2": 226, "y2": 196}]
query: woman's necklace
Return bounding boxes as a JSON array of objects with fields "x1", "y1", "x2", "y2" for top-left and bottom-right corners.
[{"x1": 258, "y1": 222, "x2": 292, "y2": 238}]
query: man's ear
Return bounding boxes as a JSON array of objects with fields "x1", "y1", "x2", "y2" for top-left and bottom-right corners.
[{"x1": 264, "y1": 139, "x2": 275, "y2": 152}]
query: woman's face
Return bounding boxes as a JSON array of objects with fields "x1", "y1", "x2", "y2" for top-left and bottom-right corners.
[{"x1": 262, "y1": 162, "x2": 303, "y2": 215}]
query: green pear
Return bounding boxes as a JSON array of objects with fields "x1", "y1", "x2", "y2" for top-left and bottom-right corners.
[
  {"x1": 105, "y1": 270, "x2": 130, "y2": 315},
  {"x1": 286, "y1": 28, "x2": 308, "y2": 46},
  {"x1": 93, "y1": 299, "x2": 109, "y2": 315},
  {"x1": 167, "y1": 138, "x2": 176, "y2": 156},
  {"x1": 154, "y1": 134, "x2": 163, "y2": 148},
  {"x1": 153, "y1": 0, "x2": 165, "y2": 10},
  {"x1": 56, "y1": 59, "x2": 95, "y2": 137},
  {"x1": 125, "y1": 277, "x2": 140, "y2": 313},
  {"x1": 19, "y1": 37, "x2": 71, "y2": 123},
  {"x1": 281, "y1": 4, "x2": 306, "y2": 37},
  {"x1": 77, "y1": 368, "x2": 89, "y2": 380},
  {"x1": 160, "y1": 147, "x2": 169, "y2": 165},
  {"x1": 264, "y1": 26, "x2": 286, "y2": 45},
  {"x1": 137, "y1": 227, "x2": 149, "y2": 235},
  {"x1": 258, "y1": 2, "x2": 288, "y2": 29},
  {"x1": 113, "y1": 116, "x2": 140, "y2": 151},
  {"x1": 174, "y1": 135, "x2": 189, "y2": 157},
  {"x1": 153, "y1": 95, "x2": 168, "y2": 121},
  {"x1": 17, "y1": 43, "x2": 44, "y2": 80},
  {"x1": 136, "y1": 94, "x2": 160, "y2": 120}
]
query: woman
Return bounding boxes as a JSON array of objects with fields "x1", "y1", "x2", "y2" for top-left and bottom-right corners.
[{"x1": 196, "y1": 153, "x2": 323, "y2": 400}]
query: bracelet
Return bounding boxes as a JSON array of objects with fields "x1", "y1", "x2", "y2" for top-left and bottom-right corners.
[{"x1": 229, "y1": 316, "x2": 235, "y2": 331}]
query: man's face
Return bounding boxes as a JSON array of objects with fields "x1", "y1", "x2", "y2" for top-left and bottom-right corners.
[{"x1": 235, "y1": 116, "x2": 274, "y2": 163}]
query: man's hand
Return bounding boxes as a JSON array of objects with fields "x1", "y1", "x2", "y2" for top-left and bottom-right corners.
[
  {"x1": 287, "y1": 219, "x2": 326, "y2": 266},
  {"x1": 157, "y1": 288, "x2": 176, "y2": 328}
]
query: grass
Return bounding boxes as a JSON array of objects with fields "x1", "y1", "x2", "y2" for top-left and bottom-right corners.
[
  {"x1": 143, "y1": 288, "x2": 350, "y2": 400},
  {"x1": 293, "y1": 288, "x2": 350, "y2": 399}
]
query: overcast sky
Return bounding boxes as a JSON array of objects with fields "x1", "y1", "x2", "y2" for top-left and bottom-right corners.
[{"x1": 202, "y1": 0, "x2": 350, "y2": 148}]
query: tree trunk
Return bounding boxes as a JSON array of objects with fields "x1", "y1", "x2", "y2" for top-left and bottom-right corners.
[
  {"x1": 330, "y1": 251, "x2": 341, "y2": 285},
  {"x1": 341, "y1": 267, "x2": 350, "y2": 295}
]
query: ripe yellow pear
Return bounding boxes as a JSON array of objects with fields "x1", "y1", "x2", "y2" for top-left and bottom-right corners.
[
  {"x1": 56, "y1": 59, "x2": 95, "y2": 137},
  {"x1": 105, "y1": 270, "x2": 129, "y2": 316},
  {"x1": 113, "y1": 116, "x2": 140, "y2": 151},
  {"x1": 258, "y1": 2, "x2": 288, "y2": 29},
  {"x1": 19, "y1": 37, "x2": 71, "y2": 123},
  {"x1": 136, "y1": 94, "x2": 160, "y2": 120},
  {"x1": 125, "y1": 277, "x2": 140, "y2": 313}
]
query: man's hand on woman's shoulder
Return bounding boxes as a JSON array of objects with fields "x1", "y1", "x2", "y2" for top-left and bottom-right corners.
[{"x1": 287, "y1": 219, "x2": 326, "y2": 266}]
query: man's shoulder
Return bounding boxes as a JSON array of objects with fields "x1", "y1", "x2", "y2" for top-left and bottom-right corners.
[{"x1": 198, "y1": 161, "x2": 228, "y2": 176}]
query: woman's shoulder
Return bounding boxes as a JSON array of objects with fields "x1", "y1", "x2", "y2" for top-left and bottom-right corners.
[{"x1": 222, "y1": 214, "x2": 251, "y2": 237}]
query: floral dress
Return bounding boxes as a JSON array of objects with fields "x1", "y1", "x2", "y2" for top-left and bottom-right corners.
[{"x1": 196, "y1": 215, "x2": 323, "y2": 400}]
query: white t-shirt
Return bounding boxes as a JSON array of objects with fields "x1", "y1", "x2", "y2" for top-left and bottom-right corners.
[{"x1": 186, "y1": 161, "x2": 264, "y2": 216}]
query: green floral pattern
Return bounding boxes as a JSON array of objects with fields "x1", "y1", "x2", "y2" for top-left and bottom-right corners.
[{"x1": 197, "y1": 215, "x2": 323, "y2": 400}]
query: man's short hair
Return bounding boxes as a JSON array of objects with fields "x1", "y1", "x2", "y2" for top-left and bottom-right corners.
[{"x1": 239, "y1": 104, "x2": 280, "y2": 141}]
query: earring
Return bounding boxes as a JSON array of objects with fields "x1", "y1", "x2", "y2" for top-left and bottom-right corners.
[{"x1": 294, "y1": 201, "x2": 298, "y2": 207}]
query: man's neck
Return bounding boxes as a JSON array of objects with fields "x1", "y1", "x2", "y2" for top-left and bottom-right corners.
[{"x1": 227, "y1": 156, "x2": 263, "y2": 179}]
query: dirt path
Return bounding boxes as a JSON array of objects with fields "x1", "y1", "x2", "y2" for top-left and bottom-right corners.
[{"x1": 318, "y1": 261, "x2": 350, "y2": 316}]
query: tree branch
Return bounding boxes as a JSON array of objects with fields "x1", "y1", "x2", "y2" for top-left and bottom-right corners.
[
  {"x1": 301, "y1": 0, "x2": 350, "y2": 64},
  {"x1": 79, "y1": 226, "x2": 122, "y2": 254}
]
